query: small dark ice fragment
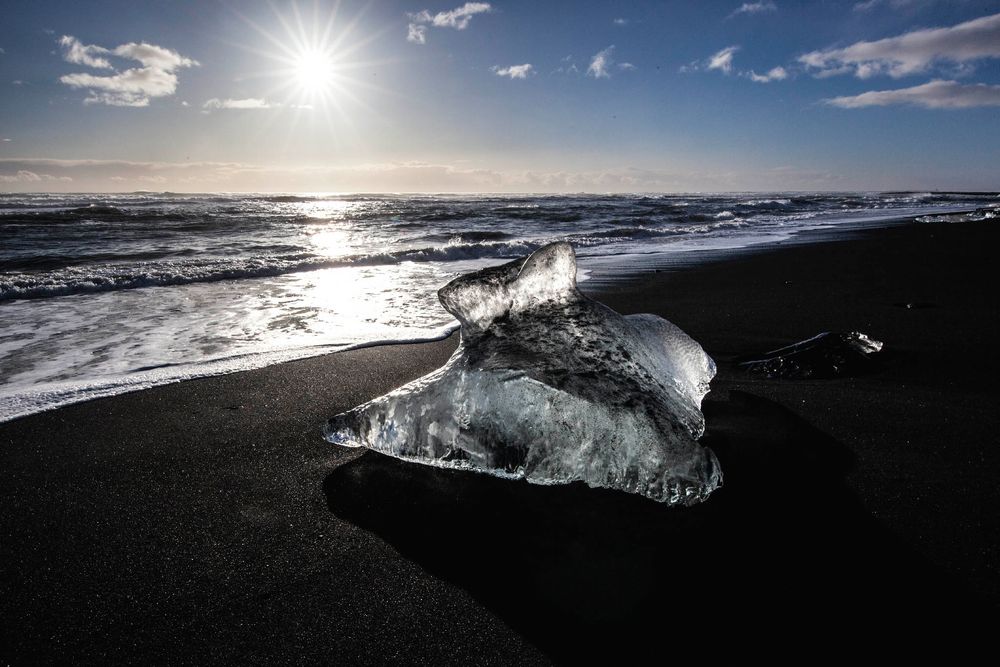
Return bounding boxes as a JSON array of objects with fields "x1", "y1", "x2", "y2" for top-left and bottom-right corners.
[{"x1": 737, "y1": 331, "x2": 883, "y2": 379}]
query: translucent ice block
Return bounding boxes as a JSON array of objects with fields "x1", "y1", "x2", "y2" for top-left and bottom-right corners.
[{"x1": 325, "y1": 242, "x2": 721, "y2": 505}]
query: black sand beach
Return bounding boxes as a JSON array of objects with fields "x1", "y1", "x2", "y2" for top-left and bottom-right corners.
[{"x1": 2, "y1": 219, "x2": 998, "y2": 662}]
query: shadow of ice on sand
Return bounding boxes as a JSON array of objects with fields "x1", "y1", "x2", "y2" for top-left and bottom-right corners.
[{"x1": 323, "y1": 390, "x2": 987, "y2": 661}]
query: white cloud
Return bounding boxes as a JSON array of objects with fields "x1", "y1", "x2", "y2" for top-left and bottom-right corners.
[
  {"x1": 202, "y1": 98, "x2": 272, "y2": 110},
  {"x1": 1, "y1": 170, "x2": 40, "y2": 183},
  {"x1": 0, "y1": 159, "x2": 812, "y2": 192},
  {"x1": 2, "y1": 138, "x2": 11, "y2": 142},
  {"x1": 0, "y1": 170, "x2": 72, "y2": 183},
  {"x1": 618, "y1": 62, "x2": 637, "y2": 71},
  {"x1": 825, "y1": 79, "x2": 1000, "y2": 108},
  {"x1": 407, "y1": 3, "x2": 491, "y2": 43},
  {"x1": 14, "y1": 157, "x2": 992, "y2": 192},
  {"x1": 748, "y1": 66, "x2": 788, "y2": 82},
  {"x1": 491, "y1": 64, "x2": 534, "y2": 79},
  {"x1": 800, "y1": 12, "x2": 1000, "y2": 79},
  {"x1": 707, "y1": 46, "x2": 740, "y2": 74},
  {"x1": 407, "y1": 23, "x2": 427, "y2": 44},
  {"x1": 853, "y1": 0, "x2": 934, "y2": 12},
  {"x1": 0, "y1": 47, "x2": 5, "y2": 54},
  {"x1": 729, "y1": 2, "x2": 777, "y2": 18},
  {"x1": 61, "y1": 68, "x2": 182, "y2": 107},
  {"x1": 679, "y1": 44, "x2": 789, "y2": 83},
  {"x1": 430, "y1": 2, "x2": 492, "y2": 29},
  {"x1": 58, "y1": 36, "x2": 111, "y2": 69},
  {"x1": 684, "y1": 46, "x2": 784, "y2": 82},
  {"x1": 613, "y1": 18, "x2": 628, "y2": 26},
  {"x1": 588, "y1": 46, "x2": 615, "y2": 78},
  {"x1": 554, "y1": 55, "x2": 579, "y2": 75},
  {"x1": 113, "y1": 41, "x2": 197, "y2": 71},
  {"x1": 0, "y1": 158, "x2": 249, "y2": 191},
  {"x1": 58, "y1": 35, "x2": 198, "y2": 107}
]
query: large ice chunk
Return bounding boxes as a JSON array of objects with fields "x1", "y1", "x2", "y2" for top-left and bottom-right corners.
[{"x1": 324, "y1": 242, "x2": 721, "y2": 505}]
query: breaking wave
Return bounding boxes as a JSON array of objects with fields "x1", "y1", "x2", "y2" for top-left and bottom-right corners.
[
  {"x1": 0, "y1": 241, "x2": 545, "y2": 301},
  {"x1": 915, "y1": 207, "x2": 998, "y2": 224}
]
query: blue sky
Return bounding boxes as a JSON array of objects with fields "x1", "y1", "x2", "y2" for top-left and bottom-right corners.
[{"x1": 1, "y1": 0, "x2": 998, "y2": 192}]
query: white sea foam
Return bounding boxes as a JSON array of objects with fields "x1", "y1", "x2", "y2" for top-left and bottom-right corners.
[
  {"x1": 0, "y1": 263, "x2": 458, "y2": 421},
  {"x1": 0, "y1": 330, "x2": 458, "y2": 424},
  {"x1": 915, "y1": 207, "x2": 998, "y2": 223}
]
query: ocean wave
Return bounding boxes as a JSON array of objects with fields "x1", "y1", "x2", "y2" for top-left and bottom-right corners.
[
  {"x1": 742, "y1": 198, "x2": 792, "y2": 207},
  {"x1": 1, "y1": 207, "x2": 301, "y2": 230},
  {"x1": 0, "y1": 205, "x2": 134, "y2": 223},
  {"x1": 915, "y1": 207, "x2": 998, "y2": 224},
  {"x1": 0, "y1": 204, "x2": 214, "y2": 225},
  {"x1": 415, "y1": 210, "x2": 483, "y2": 222},
  {"x1": 578, "y1": 227, "x2": 679, "y2": 240},
  {"x1": 419, "y1": 230, "x2": 515, "y2": 243},
  {"x1": 252, "y1": 195, "x2": 318, "y2": 203},
  {"x1": 390, "y1": 240, "x2": 539, "y2": 263},
  {"x1": 0, "y1": 240, "x2": 543, "y2": 301},
  {"x1": 0, "y1": 248, "x2": 204, "y2": 272},
  {"x1": 4, "y1": 192, "x2": 999, "y2": 303},
  {"x1": 500, "y1": 208, "x2": 585, "y2": 222},
  {"x1": 573, "y1": 226, "x2": 705, "y2": 241},
  {"x1": 0, "y1": 199, "x2": 112, "y2": 211}
]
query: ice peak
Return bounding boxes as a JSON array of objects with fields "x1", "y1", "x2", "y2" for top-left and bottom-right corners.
[
  {"x1": 438, "y1": 241, "x2": 578, "y2": 332},
  {"x1": 518, "y1": 241, "x2": 577, "y2": 295}
]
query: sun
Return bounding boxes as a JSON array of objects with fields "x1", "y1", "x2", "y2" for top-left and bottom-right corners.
[
  {"x1": 294, "y1": 48, "x2": 336, "y2": 95},
  {"x1": 235, "y1": 1, "x2": 384, "y2": 113}
]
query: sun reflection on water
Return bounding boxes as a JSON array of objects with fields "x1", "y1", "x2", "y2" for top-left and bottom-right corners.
[
  {"x1": 306, "y1": 226, "x2": 354, "y2": 259},
  {"x1": 296, "y1": 199, "x2": 358, "y2": 220}
]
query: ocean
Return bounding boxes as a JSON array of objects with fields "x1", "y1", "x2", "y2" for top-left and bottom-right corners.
[{"x1": 1, "y1": 191, "x2": 996, "y2": 422}]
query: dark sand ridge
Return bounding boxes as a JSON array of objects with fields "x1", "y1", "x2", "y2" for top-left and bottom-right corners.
[{"x1": 2, "y1": 219, "x2": 998, "y2": 662}]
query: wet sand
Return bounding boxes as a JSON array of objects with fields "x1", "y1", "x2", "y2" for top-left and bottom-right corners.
[{"x1": 2, "y1": 219, "x2": 998, "y2": 662}]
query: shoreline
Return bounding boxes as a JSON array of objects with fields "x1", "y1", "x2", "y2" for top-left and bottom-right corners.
[
  {"x1": 0, "y1": 210, "x2": 973, "y2": 425},
  {"x1": 2, "y1": 217, "x2": 998, "y2": 661}
]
